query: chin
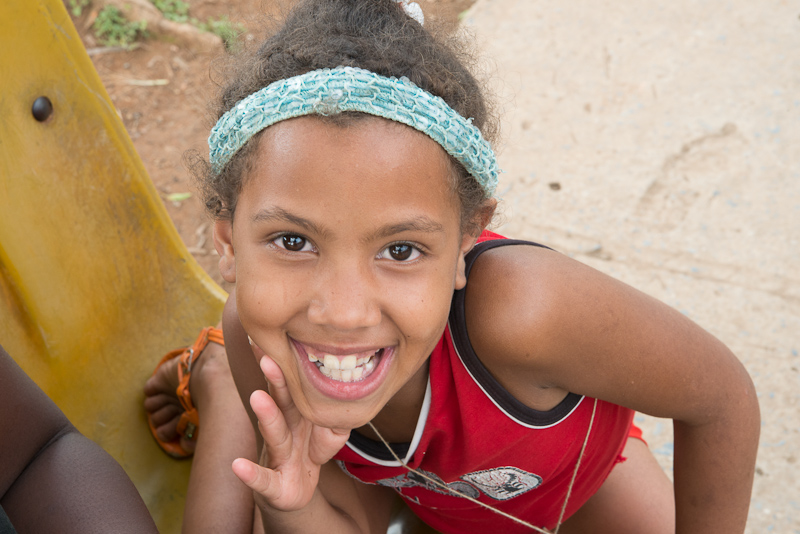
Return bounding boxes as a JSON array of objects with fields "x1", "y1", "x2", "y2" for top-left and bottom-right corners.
[{"x1": 298, "y1": 394, "x2": 382, "y2": 431}]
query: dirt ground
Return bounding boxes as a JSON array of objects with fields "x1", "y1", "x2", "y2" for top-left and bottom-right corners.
[
  {"x1": 461, "y1": 1, "x2": 799, "y2": 532},
  {"x1": 67, "y1": 0, "x2": 474, "y2": 295}
]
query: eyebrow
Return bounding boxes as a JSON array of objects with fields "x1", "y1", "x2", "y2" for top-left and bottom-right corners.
[
  {"x1": 368, "y1": 217, "x2": 445, "y2": 241},
  {"x1": 252, "y1": 207, "x2": 444, "y2": 241},
  {"x1": 251, "y1": 207, "x2": 329, "y2": 238}
]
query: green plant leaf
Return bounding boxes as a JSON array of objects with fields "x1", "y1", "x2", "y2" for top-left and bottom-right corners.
[
  {"x1": 93, "y1": 6, "x2": 147, "y2": 48},
  {"x1": 150, "y1": 0, "x2": 189, "y2": 23}
]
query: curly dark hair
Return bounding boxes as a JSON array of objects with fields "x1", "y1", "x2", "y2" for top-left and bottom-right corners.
[{"x1": 191, "y1": 0, "x2": 498, "y2": 234}]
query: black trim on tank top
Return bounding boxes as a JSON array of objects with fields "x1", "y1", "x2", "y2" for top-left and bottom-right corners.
[
  {"x1": 347, "y1": 429, "x2": 410, "y2": 462},
  {"x1": 449, "y1": 238, "x2": 584, "y2": 428}
]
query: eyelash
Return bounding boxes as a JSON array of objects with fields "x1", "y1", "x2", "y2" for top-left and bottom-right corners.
[
  {"x1": 377, "y1": 242, "x2": 424, "y2": 263},
  {"x1": 270, "y1": 233, "x2": 316, "y2": 254},
  {"x1": 269, "y1": 234, "x2": 425, "y2": 263}
]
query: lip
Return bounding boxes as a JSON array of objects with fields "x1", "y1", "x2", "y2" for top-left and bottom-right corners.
[
  {"x1": 295, "y1": 340, "x2": 385, "y2": 356},
  {"x1": 291, "y1": 338, "x2": 395, "y2": 401}
]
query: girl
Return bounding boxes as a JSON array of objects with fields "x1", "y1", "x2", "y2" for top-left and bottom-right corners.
[{"x1": 145, "y1": 0, "x2": 760, "y2": 532}]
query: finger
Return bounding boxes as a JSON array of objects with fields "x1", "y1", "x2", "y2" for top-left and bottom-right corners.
[
  {"x1": 231, "y1": 457, "x2": 284, "y2": 504},
  {"x1": 308, "y1": 425, "x2": 351, "y2": 466},
  {"x1": 258, "y1": 356, "x2": 304, "y2": 428},
  {"x1": 250, "y1": 389, "x2": 295, "y2": 467},
  {"x1": 258, "y1": 353, "x2": 286, "y2": 391},
  {"x1": 249, "y1": 339, "x2": 271, "y2": 372},
  {"x1": 249, "y1": 343, "x2": 288, "y2": 395}
]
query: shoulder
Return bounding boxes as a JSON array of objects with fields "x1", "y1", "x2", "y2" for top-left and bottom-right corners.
[
  {"x1": 462, "y1": 240, "x2": 741, "y2": 418},
  {"x1": 464, "y1": 242, "x2": 596, "y2": 369},
  {"x1": 463, "y1": 242, "x2": 662, "y2": 394},
  {"x1": 460, "y1": 243, "x2": 586, "y2": 406}
]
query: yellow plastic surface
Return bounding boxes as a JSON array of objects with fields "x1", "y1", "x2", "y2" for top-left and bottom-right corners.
[{"x1": 0, "y1": 1, "x2": 226, "y2": 531}]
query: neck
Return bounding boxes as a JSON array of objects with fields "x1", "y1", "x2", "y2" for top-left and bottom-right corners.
[{"x1": 357, "y1": 359, "x2": 429, "y2": 443}]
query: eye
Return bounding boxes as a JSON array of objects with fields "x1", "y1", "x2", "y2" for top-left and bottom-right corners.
[
  {"x1": 273, "y1": 234, "x2": 315, "y2": 253},
  {"x1": 379, "y1": 243, "x2": 422, "y2": 262}
]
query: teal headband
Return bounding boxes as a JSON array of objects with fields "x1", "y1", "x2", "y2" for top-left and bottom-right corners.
[{"x1": 208, "y1": 66, "x2": 499, "y2": 196}]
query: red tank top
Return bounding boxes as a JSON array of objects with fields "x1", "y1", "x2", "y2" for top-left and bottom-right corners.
[{"x1": 333, "y1": 232, "x2": 634, "y2": 532}]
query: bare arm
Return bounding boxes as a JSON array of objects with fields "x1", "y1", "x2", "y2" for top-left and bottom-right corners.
[
  {"x1": 465, "y1": 246, "x2": 759, "y2": 534},
  {"x1": 178, "y1": 334, "x2": 258, "y2": 534},
  {"x1": 222, "y1": 296, "x2": 396, "y2": 534},
  {"x1": 0, "y1": 345, "x2": 157, "y2": 534}
]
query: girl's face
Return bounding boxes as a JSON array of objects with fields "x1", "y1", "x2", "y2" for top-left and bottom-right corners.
[{"x1": 215, "y1": 116, "x2": 477, "y2": 430}]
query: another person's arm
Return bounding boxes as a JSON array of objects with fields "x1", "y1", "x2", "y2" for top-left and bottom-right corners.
[{"x1": 0, "y1": 345, "x2": 158, "y2": 534}]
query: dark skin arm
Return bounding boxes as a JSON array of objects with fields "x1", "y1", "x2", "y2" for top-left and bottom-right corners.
[
  {"x1": 0, "y1": 345, "x2": 157, "y2": 534},
  {"x1": 465, "y1": 245, "x2": 759, "y2": 534}
]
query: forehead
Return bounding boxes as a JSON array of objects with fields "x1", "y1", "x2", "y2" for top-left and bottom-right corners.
[{"x1": 238, "y1": 116, "x2": 459, "y2": 222}]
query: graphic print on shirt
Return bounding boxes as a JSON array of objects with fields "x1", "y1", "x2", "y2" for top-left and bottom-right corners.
[{"x1": 375, "y1": 466, "x2": 543, "y2": 501}]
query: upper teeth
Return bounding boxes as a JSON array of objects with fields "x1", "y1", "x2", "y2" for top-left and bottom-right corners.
[
  {"x1": 310, "y1": 353, "x2": 373, "y2": 370},
  {"x1": 308, "y1": 350, "x2": 379, "y2": 382}
]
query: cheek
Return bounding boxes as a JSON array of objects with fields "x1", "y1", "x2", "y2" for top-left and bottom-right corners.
[
  {"x1": 235, "y1": 266, "x2": 300, "y2": 336},
  {"x1": 389, "y1": 266, "x2": 457, "y2": 345}
]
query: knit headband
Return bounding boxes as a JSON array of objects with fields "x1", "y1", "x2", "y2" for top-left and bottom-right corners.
[{"x1": 208, "y1": 66, "x2": 499, "y2": 197}]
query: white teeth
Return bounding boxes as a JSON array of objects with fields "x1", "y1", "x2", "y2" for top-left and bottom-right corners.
[
  {"x1": 323, "y1": 354, "x2": 340, "y2": 370},
  {"x1": 310, "y1": 349, "x2": 382, "y2": 383}
]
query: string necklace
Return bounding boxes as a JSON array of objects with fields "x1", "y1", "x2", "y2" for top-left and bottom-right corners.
[{"x1": 368, "y1": 397, "x2": 599, "y2": 533}]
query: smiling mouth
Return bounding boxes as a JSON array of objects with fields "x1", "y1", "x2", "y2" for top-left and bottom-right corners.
[{"x1": 307, "y1": 348, "x2": 385, "y2": 383}]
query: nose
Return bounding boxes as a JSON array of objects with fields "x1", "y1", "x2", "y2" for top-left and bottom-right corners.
[{"x1": 306, "y1": 259, "x2": 382, "y2": 330}]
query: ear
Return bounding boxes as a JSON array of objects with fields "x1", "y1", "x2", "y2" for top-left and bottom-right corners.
[
  {"x1": 454, "y1": 199, "x2": 498, "y2": 290},
  {"x1": 213, "y1": 220, "x2": 236, "y2": 283},
  {"x1": 454, "y1": 231, "x2": 478, "y2": 291}
]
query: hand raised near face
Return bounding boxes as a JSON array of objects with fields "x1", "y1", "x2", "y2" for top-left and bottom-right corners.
[{"x1": 231, "y1": 344, "x2": 351, "y2": 513}]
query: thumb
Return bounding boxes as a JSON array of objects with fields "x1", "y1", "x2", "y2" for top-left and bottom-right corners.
[{"x1": 308, "y1": 426, "x2": 351, "y2": 465}]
